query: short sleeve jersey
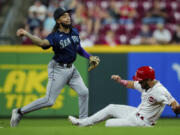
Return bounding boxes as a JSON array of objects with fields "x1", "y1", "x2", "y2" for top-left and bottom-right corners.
[
  {"x1": 134, "y1": 81, "x2": 175, "y2": 123},
  {"x1": 46, "y1": 28, "x2": 80, "y2": 64}
]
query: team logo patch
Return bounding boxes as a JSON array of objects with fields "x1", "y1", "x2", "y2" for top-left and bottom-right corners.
[{"x1": 148, "y1": 96, "x2": 156, "y2": 104}]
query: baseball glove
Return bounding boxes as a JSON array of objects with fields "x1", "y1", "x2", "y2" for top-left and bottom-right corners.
[{"x1": 88, "y1": 56, "x2": 100, "y2": 71}]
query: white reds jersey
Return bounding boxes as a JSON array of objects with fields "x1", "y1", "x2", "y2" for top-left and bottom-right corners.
[{"x1": 134, "y1": 81, "x2": 176, "y2": 124}]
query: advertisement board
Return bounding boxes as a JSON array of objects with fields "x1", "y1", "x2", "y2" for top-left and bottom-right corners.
[{"x1": 0, "y1": 50, "x2": 88, "y2": 117}]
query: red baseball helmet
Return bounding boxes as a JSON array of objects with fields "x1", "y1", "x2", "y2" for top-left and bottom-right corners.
[{"x1": 133, "y1": 66, "x2": 155, "y2": 81}]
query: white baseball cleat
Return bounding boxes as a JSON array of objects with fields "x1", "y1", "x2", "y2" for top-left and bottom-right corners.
[
  {"x1": 68, "y1": 116, "x2": 80, "y2": 126},
  {"x1": 68, "y1": 116, "x2": 91, "y2": 127},
  {"x1": 10, "y1": 109, "x2": 22, "y2": 127}
]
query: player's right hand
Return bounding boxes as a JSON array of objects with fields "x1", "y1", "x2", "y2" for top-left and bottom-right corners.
[
  {"x1": 16, "y1": 28, "x2": 27, "y2": 37},
  {"x1": 111, "y1": 75, "x2": 122, "y2": 82}
]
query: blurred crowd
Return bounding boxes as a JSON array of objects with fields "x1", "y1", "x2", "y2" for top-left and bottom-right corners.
[
  {"x1": 0, "y1": 0, "x2": 6, "y2": 12},
  {"x1": 22, "y1": 0, "x2": 180, "y2": 46}
]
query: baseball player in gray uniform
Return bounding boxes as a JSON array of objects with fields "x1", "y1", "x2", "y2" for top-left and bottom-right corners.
[
  {"x1": 10, "y1": 7, "x2": 100, "y2": 127},
  {"x1": 69, "y1": 66, "x2": 180, "y2": 127}
]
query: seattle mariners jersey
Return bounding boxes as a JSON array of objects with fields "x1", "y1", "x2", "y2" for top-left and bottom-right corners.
[
  {"x1": 46, "y1": 28, "x2": 83, "y2": 64},
  {"x1": 134, "y1": 81, "x2": 176, "y2": 123}
]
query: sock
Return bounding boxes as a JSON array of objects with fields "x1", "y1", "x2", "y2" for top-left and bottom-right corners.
[{"x1": 18, "y1": 108, "x2": 23, "y2": 115}]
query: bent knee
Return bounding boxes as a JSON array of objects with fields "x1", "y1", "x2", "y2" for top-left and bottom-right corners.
[
  {"x1": 42, "y1": 97, "x2": 55, "y2": 106},
  {"x1": 79, "y1": 87, "x2": 89, "y2": 96},
  {"x1": 106, "y1": 104, "x2": 116, "y2": 110},
  {"x1": 105, "y1": 119, "x2": 115, "y2": 127},
  {"x1": 47, "y1": 100, "x2": 55, "y2": 106}
]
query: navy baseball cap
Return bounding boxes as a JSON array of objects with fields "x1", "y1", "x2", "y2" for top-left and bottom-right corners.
[{"x1": 54, "y1": 8, "x2": 72, "y2": 20}]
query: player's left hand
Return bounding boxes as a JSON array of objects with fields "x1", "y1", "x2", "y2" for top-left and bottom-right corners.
[
  {"x1": 88, "y1": 56, "x2": 100, "y2": 71},
  {"x1": 173, "y1": 106, "x2": 180, "y2": 114},
  {"x1": 16, "y1": 28, "x2": 27, "y2": 37}
]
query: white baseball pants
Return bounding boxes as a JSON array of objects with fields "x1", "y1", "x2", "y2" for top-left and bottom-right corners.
[{"x1": 79, "y1": 104, "x2": 151, "y2": 127}]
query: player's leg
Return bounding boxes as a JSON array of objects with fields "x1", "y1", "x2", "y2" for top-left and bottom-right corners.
[
  {"x1": 69, "y1": 105, "x2": 114, "y2": 126},
  {"x1": 69, "y1": 104, "x2": 137, "y2": 126},
  {"x1": 68, "y1": 67, "x2": 89, "y2": 119},
  {"x1": 109, "y1": 104, "x2": 137, "y2": 118},
  {"x1": 10, "y1": 60, "x2": 69, "y2": 127},
  {"x1": 105, "y1": 115, "x2": 149, "y2": 127},
  {"x1": 105, "y1": 118, "x2": 137, "y2": 127},
  {"x1": 20, "y1": 78, "x2": 65, "y2": 114},
  {"x1": 20, "y1": 60, "x2": 69, "y2": 114}
]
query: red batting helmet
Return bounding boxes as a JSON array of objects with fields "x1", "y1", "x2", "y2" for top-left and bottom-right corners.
[{"x1": 133, "y1": 66, "x2": 155, "y2": 81}]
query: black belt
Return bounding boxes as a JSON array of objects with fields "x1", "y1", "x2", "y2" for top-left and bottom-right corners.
[{"x1": 58, "y1": 63, "x2": 72, "y2": 68}]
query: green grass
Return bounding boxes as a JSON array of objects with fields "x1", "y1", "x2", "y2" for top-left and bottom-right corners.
[{"x1": 0, "y1": 118, "x2": 180, "y2": 135}]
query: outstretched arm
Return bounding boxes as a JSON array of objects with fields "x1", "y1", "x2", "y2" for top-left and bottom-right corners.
[
  {"x1": 77, "y1": 45, "x2": 91, "y2": 59},
  {"x1": 16, "y1": 28, "x2": 50, "y2": 47},
  {"x1": 111, "y1": 75, "x2": 135, "y2": 89},
  {"x1": 77, "y1": 45, "x2": 100, "y2": 71}
]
